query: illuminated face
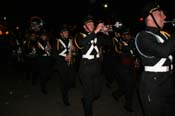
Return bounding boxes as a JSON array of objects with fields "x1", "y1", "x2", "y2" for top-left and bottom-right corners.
[
  {"x1": 145, "y1": 10, "x2": 166, "y2": 29},
  {"x1": 84, "y1": 21, "x2": 95, "y2": 32},
  {"x1": 149, "y1": 10, "x2": 166, "y2": 29},
  {"x1": 60, "y1": 30, "x2": 69, "y2": 39},
  {"x1": 40, "y1": 34, "x2": 48, "y2": 41},
  {"x1": 30, "y1": 33, "x2": 37, "y2": 40}
]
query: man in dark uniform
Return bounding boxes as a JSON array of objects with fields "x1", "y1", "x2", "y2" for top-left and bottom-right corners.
[
  {"x1": 52, "y1": 25, "x2": 76, "y2": 106},
  {"x1": 112, "y1": 27, "x2": 137, "y2": 112},
  {"x1": 22, "y1": 16, "x2": 45, "y2": 83},
  {"x1": 74, "y1": 15, "x2": 107, "y2": 116},
  {"x1": 100, "y1": 19, "x2": 114, "y2": 88},
  {"x1": 135, "y1": 1, "x2": 175, "y2": 116},
  {"x1": 36, "y1": 32, "x2": 52, "y2": 95}
]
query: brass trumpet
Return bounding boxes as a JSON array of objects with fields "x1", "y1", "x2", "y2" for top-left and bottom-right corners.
[
  {"x1": 107, "y1": 21, "x2": 123, "y2": 32},
  {"x1": 164, "y1": 18, "x2": 175, "y2": 27}
]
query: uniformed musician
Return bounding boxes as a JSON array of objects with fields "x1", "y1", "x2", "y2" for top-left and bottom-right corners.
[
  {"x1": 135, "y1": 1, "x2": 175, "y2": 116},
  {"x1": 74, "y1": 15, "x2": 107, "y2": 116},
  {"x1": 52, "y1": 25, "x2": 76, "y2": 106},
  {"x1": 36, "y1": 32, "x2": 52, "y2": 95}
]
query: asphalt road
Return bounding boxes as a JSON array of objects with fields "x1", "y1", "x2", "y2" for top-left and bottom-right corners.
[{"x1": 0, "y1": 63, "x2": 143, "y2": 116}]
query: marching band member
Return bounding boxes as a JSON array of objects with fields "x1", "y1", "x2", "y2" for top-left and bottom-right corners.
[
  {"x1": 36, "y1": 32, "x2": 52, "y2": 95},
  {"x1": 74, "y1": 15, "x2": 111, "y2": 116},
  {"x1": 52, "y1": 25, "x2": 76, "y2": 106},
  {"x1": 135, "y1": 1, "x2": 175, "y2": 116}
]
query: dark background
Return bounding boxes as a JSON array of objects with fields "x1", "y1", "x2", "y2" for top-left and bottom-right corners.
[{"x1": 0, "y1": 0, "x2": 174, "y2": 30}]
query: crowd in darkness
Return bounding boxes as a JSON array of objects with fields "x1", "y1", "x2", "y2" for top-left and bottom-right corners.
[{"x1": 0, "y1": 14, "x2": 142, "y2": 114}]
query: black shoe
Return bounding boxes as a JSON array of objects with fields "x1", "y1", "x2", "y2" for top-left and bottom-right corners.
[
  {"x1": 41, "y1": 88, "x2": 48, "y2": 95},
  {"x1": 124, "y1": 105, "x2": 134, "y2": 112},
  {"x1": 106, "y1": 82, "x2": 112, "y2": 88},
  {"x1": 63, "y1": 99, "x2": 70, "y2": 106},
  {"x1": 32, "y1": 80, "x2": 37, "y2": 86},
  {"x1": 63, "y1": 96, "x2": 70, "y2": 106},
  {"x1": 94, "y1": 96, "x2": 100, "y2": 101},
  {"x1": 112, "y1": 92, "x2": 120, "y2": 102}
]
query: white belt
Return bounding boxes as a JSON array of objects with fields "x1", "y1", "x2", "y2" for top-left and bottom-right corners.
[
  {"x1": 43, "y1": 54, "x2": 48, "y2": 56},
  {"x1": 144, "y1": 66, "x2": 170, "y2": 72},
  {"x1": 82, "y1": 54, "x2": 99, "y2": 60}
]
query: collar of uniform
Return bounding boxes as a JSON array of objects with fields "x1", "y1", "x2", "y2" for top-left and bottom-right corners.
[{"x1": 145, "y1": 26, "x2": 160, "y2": 33}]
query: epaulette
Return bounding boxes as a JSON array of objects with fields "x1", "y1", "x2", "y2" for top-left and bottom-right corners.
[
  {"x1": 160, "y1": 30, "x2": 171, "y2": 38},
  {"x1": 56, "y1": 38, "x2": 60, "y2": 50},
  {"x1": 80, "y1": 32, "x2": 87, "y2": 38}
]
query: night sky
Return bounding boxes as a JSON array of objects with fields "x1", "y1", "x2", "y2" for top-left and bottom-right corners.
[{"x1": 0, "y1": 0, "x2": 174, "y2": 29}]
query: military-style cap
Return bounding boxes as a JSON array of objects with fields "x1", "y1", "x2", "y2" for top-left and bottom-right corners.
[
  {"x1": 82, "y1": 15, "x2": 94, "y2": 24},
  {"x1": 60, "y1": 28, "x2": 68, "y2": 32},
  {"x1": 58, "y1": 24, "x2": 68, "y2": 32},
  {"x1": 141, "y1": 1, "x2": 161, "y2": 19},
  {"x1": 121, "y1": 27, "x2": 130, "y2": 34}
]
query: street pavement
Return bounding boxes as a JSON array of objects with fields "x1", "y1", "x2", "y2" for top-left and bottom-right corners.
[{"x1": 0, "y1": 63, "x2": 143, "y2": 116}]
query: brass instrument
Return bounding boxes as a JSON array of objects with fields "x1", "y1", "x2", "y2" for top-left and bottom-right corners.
[
  {"x1": 30, "y1": 16, "x2": 44, "y2": 31},
  {"x1": 109, "y1": 21, "x2": 123, "y2": 32},
  {"x1": 164, "y1": 18, "x2": 175, "y2": 27},
  {"x1": 100, "y1": 21, "x2": 123, "y2": 32},
  {"x1": 113, "y1": 21, "x2": 123, "y2": 28},
  {"x1": 67, "y1": 38, "x2": 76, "y2": 66}
]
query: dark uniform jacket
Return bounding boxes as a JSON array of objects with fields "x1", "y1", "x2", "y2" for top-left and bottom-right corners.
[
  {"x1": 135, "y1": 27, "x2": 175, "y2": 70},
  {"x1": 52, "y1": 37, "x2": 72, "y2": 64},
  {"x1": 74, "y1": 31, "x2": 111, "y2": 62}
]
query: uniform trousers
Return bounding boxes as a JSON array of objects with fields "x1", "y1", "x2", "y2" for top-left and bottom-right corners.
[
  {"x1": 139, "y1": 71, "x2": 174, "y2": 116},
  {"x1": 54, "y1": 59, "x2": 74, "y2": 105},
  {"x1": 37, "y1": 56, "x2": 51, "y2": 94},
  {"x1": 113, "y1": 63, "x2": 136, "y2": 110},
  {"x1": 79, "y1": 60, "x2": 104, "y2": 116}
]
